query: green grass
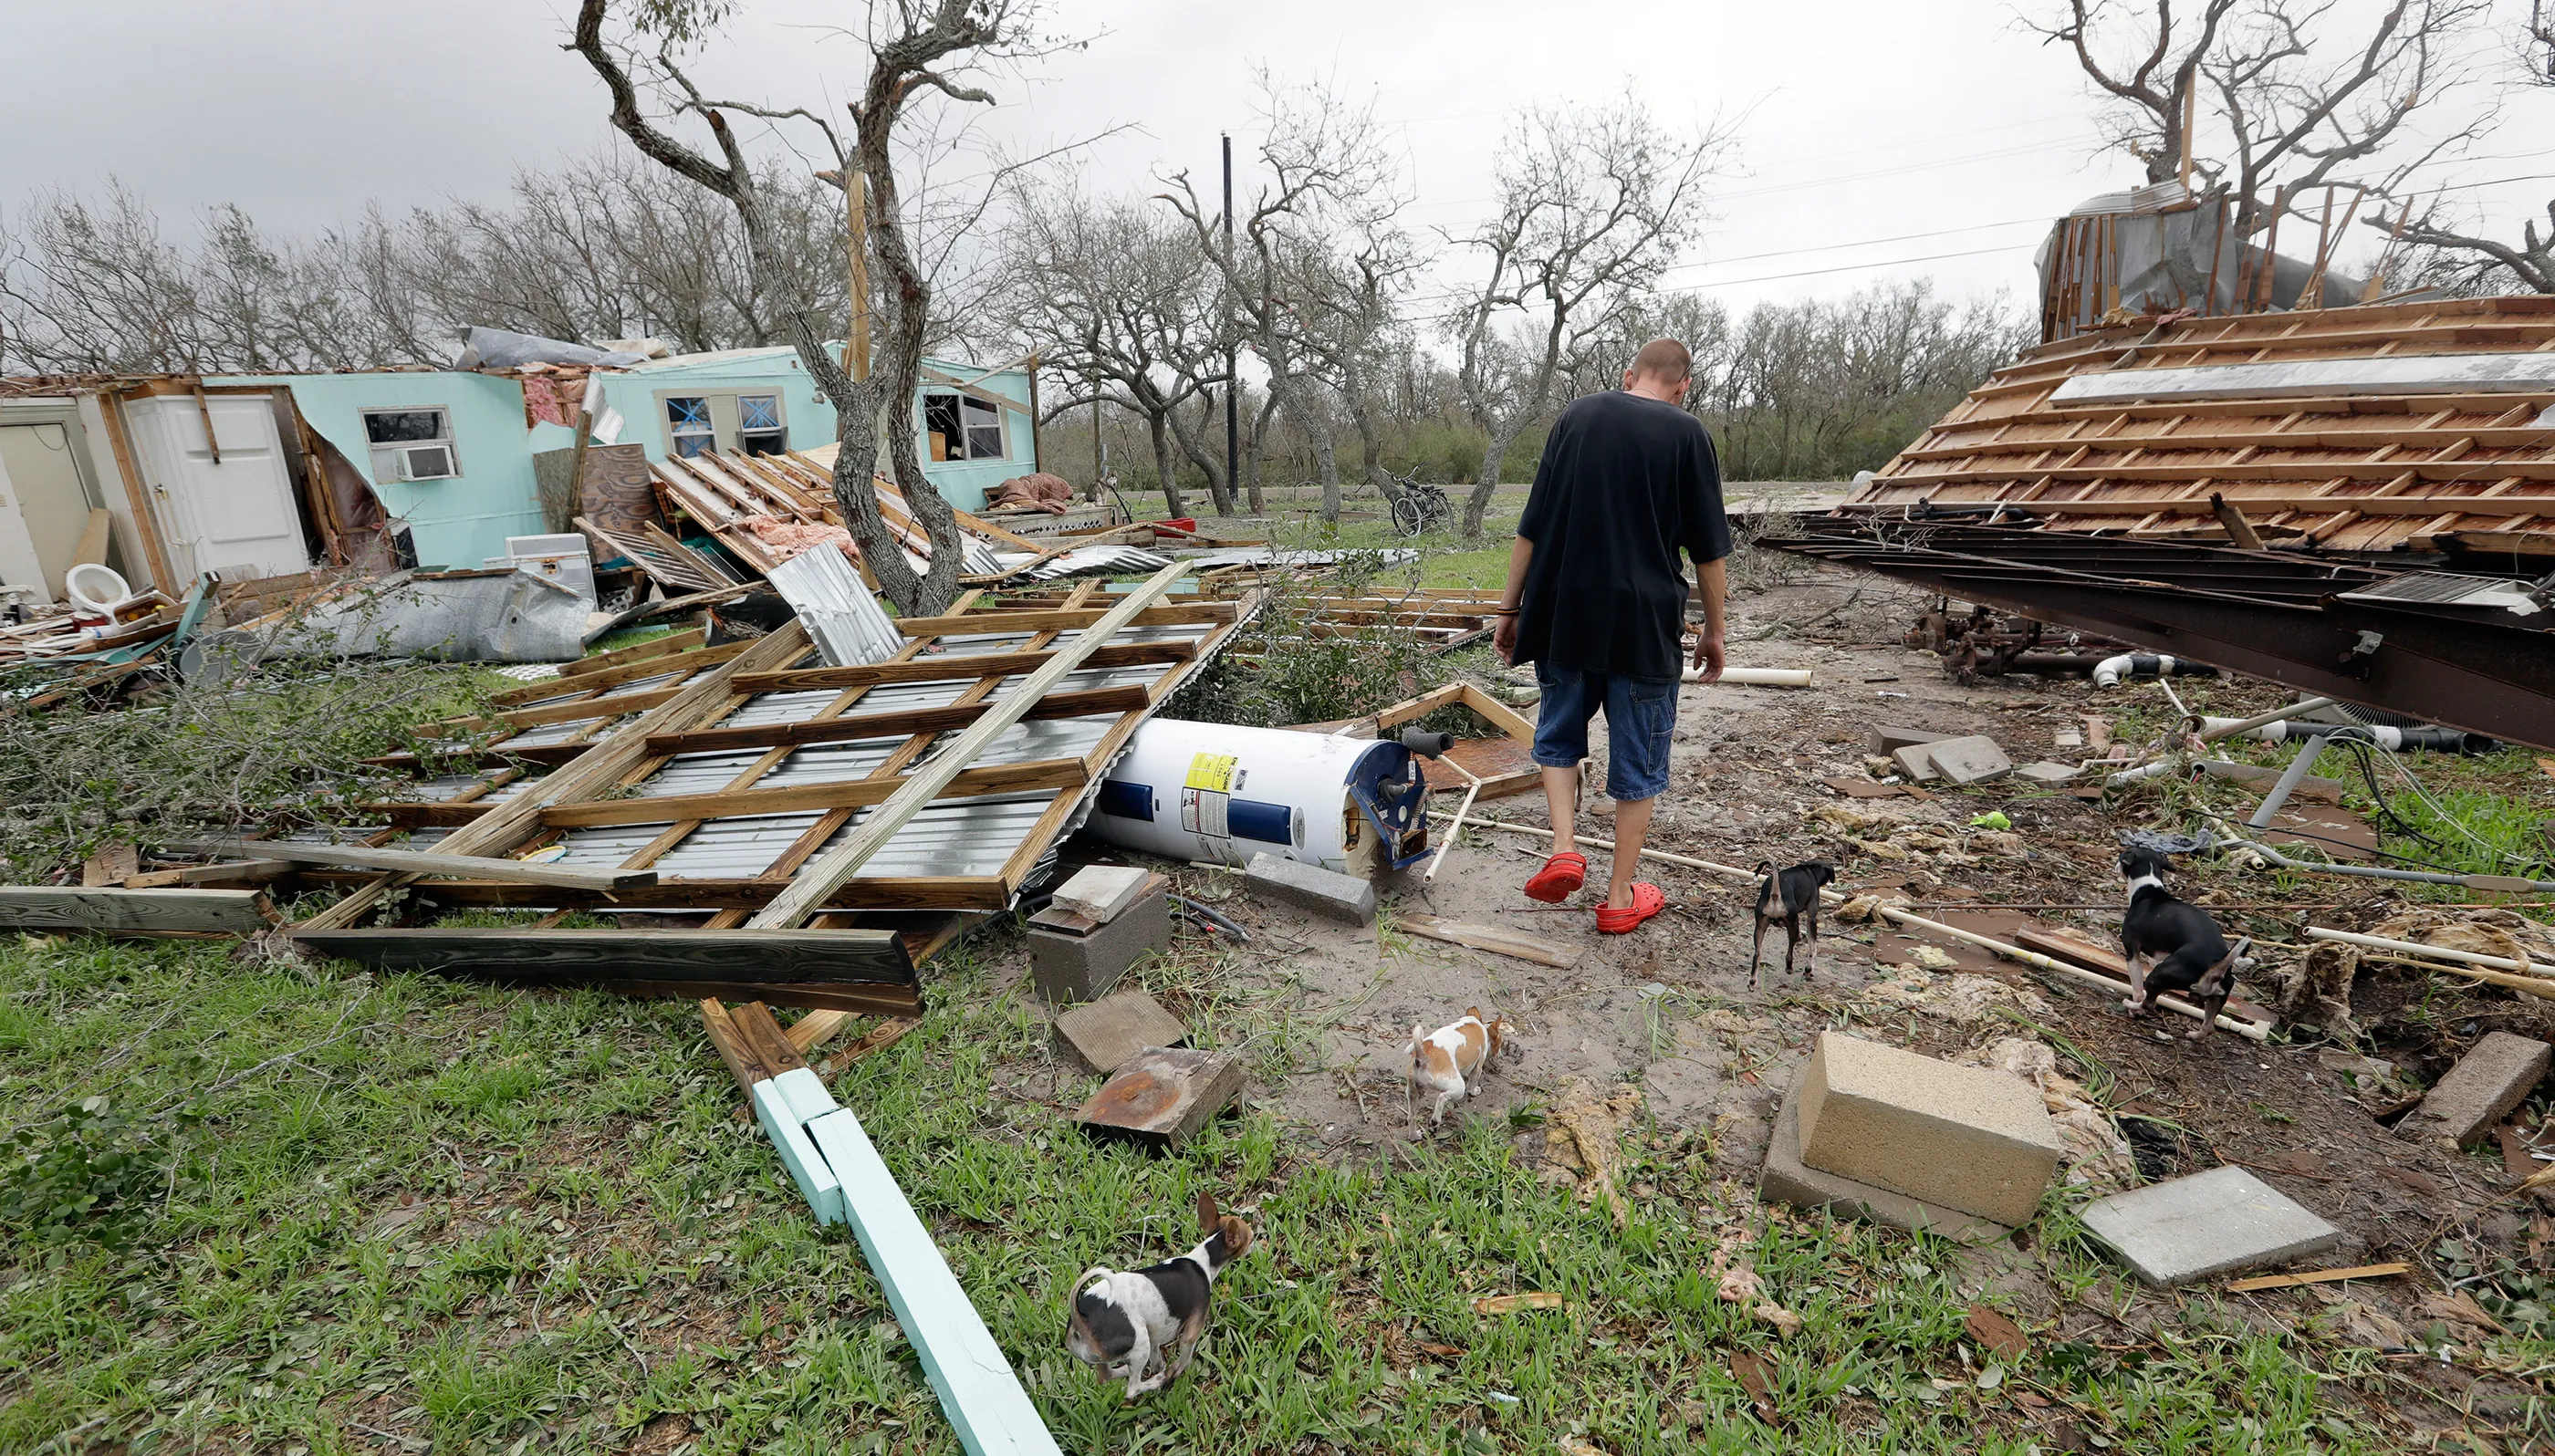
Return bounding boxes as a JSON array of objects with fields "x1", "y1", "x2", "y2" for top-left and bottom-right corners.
[{"x1": 0, "y1": 927, "x2": 2451, "y2": 1454}]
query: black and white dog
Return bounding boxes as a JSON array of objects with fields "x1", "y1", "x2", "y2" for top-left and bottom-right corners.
[
  {"x1": 1065, "y1": 1193, "x2": 1254, "y2": 1400},
  {"x1": 2117, "y1": 845, "x2": 2242, "y2": 1041},
  {"x1": 1751, "y1": 859, "x2": 1837, "y2": 990}
]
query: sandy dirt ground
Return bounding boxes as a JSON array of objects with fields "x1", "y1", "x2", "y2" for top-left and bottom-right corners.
[{"x1": 969, "y1": 561, "x2": 2551, "y2": 1435}]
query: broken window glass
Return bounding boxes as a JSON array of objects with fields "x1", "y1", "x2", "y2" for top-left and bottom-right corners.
[
  {"x1": 363, "y1": 409, "x2": 449, "y2": 444},
  {"x1": 923, "y1": 392, "x2": 965, "y2": 461}
]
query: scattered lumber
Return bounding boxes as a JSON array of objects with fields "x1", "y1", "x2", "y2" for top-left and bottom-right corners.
[
  {"x1": 0, "y1": 886, "x2": 277, "y2": 935},
  {"x1": 1400, "y1": 912, "x2": 1580, "y2": 968},
  {"x1": 163, "y1": 837, "x2": 656, "y2": 892},
  {"x1": 289, "y1": 928, "x2": 915, "y2": 984},
  {"x1": 2225, "y1": 1263, "x2": 2410, "y2": 1293}
]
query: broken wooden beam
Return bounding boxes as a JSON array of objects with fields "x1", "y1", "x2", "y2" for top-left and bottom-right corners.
[
  {"x1": 0, "y1": 885, "x2": 278, "y2": 935},
  {"x1": 162, "y1": 837, "x2": 656, "y2": 892},
  {"x1": 730, "y1": 639, "x2": 1196, "y2": 693},
  {"x1": 1400, "y1": 912, "x2": 1580, "y2": 968},
  {"x1": 289, "y1": 927, "x2": 915, "y2": 983}
]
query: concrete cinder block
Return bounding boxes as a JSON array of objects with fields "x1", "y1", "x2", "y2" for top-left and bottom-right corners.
[
  {"x1": 2397, "y1": 1031, "x2": 2551, "y2": 1148},
  {"x1": 1758, "y1": 1062, "x2": 2011, "y2": 1243},
  {"x1": 1923, "y1": 735, "x2": 2012, "y2": 785},
  {"x1": 1029, "y1": 885, "x2": 1173, "y2": 1004},
  {"x1": 1891, "y1": 743, "x2": 1945, "y2": 782},
  {"x1": 1051, "y1": 865, "x2": 1152, "y2": 923},
  {"x1": 1797, "y1": 1032, "x2": 2061, "y2": 1226},
  {"x1": 2080, "y1": 1165, "x2": 2341, "y2": 1287},
  {"x1": 1869, "y1": 724, "x2": 1954, "y2": 756},
  {"x1": 1245, "y1": 851, "x2": 1376, "y2": 925},
  {"x1": 1054, "y1": 988, "x2": 1186, "y2": 1074}
]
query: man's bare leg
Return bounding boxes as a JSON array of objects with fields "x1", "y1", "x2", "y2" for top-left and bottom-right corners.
[
  {"x1": 1606, "y1": 795, "x2": 1655, "y2": 910},
  {"x1": 1540, "y1": 765, "x2": 1579, "y2": 860}
]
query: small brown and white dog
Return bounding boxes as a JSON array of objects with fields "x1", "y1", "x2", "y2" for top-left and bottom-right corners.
[
  {"x1": 1404, "y1": 1006, "x2": 1515, "y2": 1128},
  {"x1": 1066, "y1": 1192, "x2": 1254, "y2": 1400}
]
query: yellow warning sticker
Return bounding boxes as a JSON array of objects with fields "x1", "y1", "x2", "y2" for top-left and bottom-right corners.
[{"x1": 1184, "y1": 752, "x2": 1237, "y2": 794}]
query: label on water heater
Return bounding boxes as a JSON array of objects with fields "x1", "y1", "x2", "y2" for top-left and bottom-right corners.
[
  {"x1": 1182, "y1": 786, "x2": 1227, "y2": 838},
  {"x1": 1182, "y1": 752, "x2": 1241, "y2": 841}
]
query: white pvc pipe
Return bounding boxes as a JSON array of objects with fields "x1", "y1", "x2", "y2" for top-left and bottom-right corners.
[
  {"x1": 2304, "y1": 926, "x2": 2543, "y2": 978},
  {"x1": 1682, "y1": 667, "x2": 1812, "y2": 687},
  {"x1": 2195, "y1": 696, "x2": 2337, "y2": 744}
]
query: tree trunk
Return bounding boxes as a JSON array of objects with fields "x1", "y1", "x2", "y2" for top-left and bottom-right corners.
[
  {"x1": 1270, "y1": 372, "x2": 1340, "y2": 521},
  {"x1": 1462, "y1": 414, "x2": 1529, "y2": 536},
  {"x1": 1146, "y1": 407, "x2": 1187, "y2": 519},
  {"x1": 1168, "y1": 390, "x2": 1234, "y2": 514},
  {"x1": 1345, "y1": 386, "x2": 1398, "y2": 503}
]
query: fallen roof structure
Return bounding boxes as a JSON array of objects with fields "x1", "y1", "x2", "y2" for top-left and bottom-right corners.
[
  {"x1": 1767, "y1": 516, "x2": 2555, "y2": 751},
  {"x1": 1841, "y1": 295, "x2": 2555, "y2": 560}
]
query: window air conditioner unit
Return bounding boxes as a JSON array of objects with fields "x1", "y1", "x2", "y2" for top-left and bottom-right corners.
[{"x1": 396, "y1": 443, "x2": 455, "y2": 481}]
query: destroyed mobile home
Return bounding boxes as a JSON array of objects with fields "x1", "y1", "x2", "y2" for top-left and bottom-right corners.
[{"x1": 6, "y1": 311, "x2": 2555, "y2": 1453}]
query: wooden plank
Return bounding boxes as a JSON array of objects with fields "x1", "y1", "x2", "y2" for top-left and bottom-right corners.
[
  {"x1": 1401, "y1": 912, "x2": 1580, "y2": 968},
  {"x1": 639, "y1": 683, "x2": 1151, "y2": 758},
  {"x1": 1882, "y1": 493, "x2": 2555, "y2": 520},
  {"x1": 71, "y1": 508, "x2": 113, "y2": 567},
  {"x1": 163, "y1": 837, "x2": 657, "y2": 892},
  {"x1": 730, "y1": 640, "x2": 1195, "y2": 693},
  {"x1": 701, "y1": 998, "x2": 772, "y2": 1093},
  {"x1": 537, "y1": 756, "x2": 1089, "y2": 830},
  {"x1": 125, "y1": 858, "x2": 297, "y2": 889},
  {"x1": 395, "y1": 970, "x2": 921, "y2": 1016},
  {"x1": 81, "y1": 844, "x2": 140, "y2": 887},
  {"x1": 799, "y1": 1104, "x2": 1067, "y2": 1456},
  {"x1": 289, "y1": 871, "x2": 1017, "y2": 913},
  {"x1": 488, "y1": 640, "x2": 746, "y2": 705},
  {"x1": 888, "y1": 601, "x2": 1235, "y2": 638},
  {"x1": 560, "y1": 625, "x2": 705, "y2": 677},
  {"x1": 2225, "y1": 1263, "x2": 2411, "y2": 1293},
  {"x1": 731, "y1": 1001, "x2": 815, "y2": 1076},
  {"x1": 1074, "y1": 1047, "x2": 1243, "y2": 1147},
  {"x1": 0, "y1": 886, "x2": 276, "y2": 935},
  {"x1": 751, "y1": 560, "x2": 1194, "y2": 931},
  {"x1": 290, "y1": 928, "x2": 914, "y2": 984}
]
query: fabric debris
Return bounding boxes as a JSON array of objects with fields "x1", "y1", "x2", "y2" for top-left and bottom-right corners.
[
  {"x1": 1861, "y1": 966, "x2": 2051, "y2": 1024},
  {"x1": 987, "y1": 472, "x2": 1075, "y2": 513},
  {"x1": 737, "y1": 514, "x2": 861, "y2": 567},
  {"x1": 1543, "y1": 1076, "x2": 1642, "y2": 1229}
]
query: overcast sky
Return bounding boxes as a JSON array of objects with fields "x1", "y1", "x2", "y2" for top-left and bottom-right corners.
[{"x1": 5, "y1": 0, "x2": 2550, "y2": 324}]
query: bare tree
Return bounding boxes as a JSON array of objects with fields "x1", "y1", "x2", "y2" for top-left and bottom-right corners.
[
  {"x1": 2032, "y1": 0, "x2": 2496, "y2": 248},
  {"x1": 570, "y1": 0, "x2": 1055, "y2": 614},
  {"x1": 1163, "y1": 76, "x2": 1403, "y2": 521},
  {"x1": 2354, "y1": 6, "x2": 2555, "y2": 293},
  {"x1": 1000, "y1": 176, "x2": 1227, "y2": 515},
  {"x1": 1444, "y1": 99, "x2": 1735, "y2": 536}
]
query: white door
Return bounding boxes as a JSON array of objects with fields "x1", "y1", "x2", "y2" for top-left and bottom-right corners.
[{"x1": 121, "y1": 393, "x2": 312, "y2": 583}]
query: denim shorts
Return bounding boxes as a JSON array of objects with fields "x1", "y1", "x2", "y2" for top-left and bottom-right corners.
[{"x1": 1530, "y1": 664, "x2": 1680, "y2": 802}]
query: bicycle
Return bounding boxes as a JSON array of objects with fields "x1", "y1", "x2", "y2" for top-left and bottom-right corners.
[{"x1": 1385, "y1": 467, "x2": 1454, "y2": 537}]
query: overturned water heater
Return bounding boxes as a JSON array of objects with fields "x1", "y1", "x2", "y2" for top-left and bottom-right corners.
[{"x1": 1087, "y1": 719, "x2": 1434, "y2": 875}]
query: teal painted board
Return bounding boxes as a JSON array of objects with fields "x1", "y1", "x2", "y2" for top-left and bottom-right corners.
[
  {"x1": 768, "y1": 1066, "x2": 838, "y2": 1126},
  {"x1": 754, "y1": 1080, "x2": 845, "y2": 1226},
  {"x1": 804, "y1": 1107, "x2": 1062, "y2": 1456}
]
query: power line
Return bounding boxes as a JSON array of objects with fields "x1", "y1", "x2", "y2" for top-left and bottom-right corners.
[
  {"x1": 1663, "y1": 241, "x2": 2035, "y2": 291},
  {"x1": 1663, "y1": 216, "x2": 2048, "y2": 274}
]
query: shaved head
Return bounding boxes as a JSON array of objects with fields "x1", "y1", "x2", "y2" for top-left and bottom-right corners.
[{"x1": 1630, "y1": 338, "x2": 1691, "y2": 385}]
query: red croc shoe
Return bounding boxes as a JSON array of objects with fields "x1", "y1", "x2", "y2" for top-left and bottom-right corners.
[
  {"x1": 1523, "y1": 850, "x2": 1587, "y2": 903},
  {"x1": 1593, "y1": 881, "x2": 1666, "y2": 935}
]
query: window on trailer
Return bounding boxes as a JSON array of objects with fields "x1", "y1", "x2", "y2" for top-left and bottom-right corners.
[
  {"x1": 666, "y1": 397, "x2": 714, "y2": 458},
  {"x1": 963, "y1": 395, "x2": 1005, "y2": 460},
  {"x1": 361, "y1": 408, "x2": 458, "y2": 483},
  {"x1": 738, "y1": 393, "x2": 787, "y2": 455},
  {"x1": 921, "y1": 390, "x2": 1006, "y2": 462}
]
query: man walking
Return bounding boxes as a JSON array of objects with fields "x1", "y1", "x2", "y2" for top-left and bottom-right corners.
[{"x1": 1490, "y1": 338, "x2": 1729, "y2": 933}]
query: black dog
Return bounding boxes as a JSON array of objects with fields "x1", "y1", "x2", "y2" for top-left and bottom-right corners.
[
  {"x1": 1751, "y1": 860, "x2": 1836, "y2": 990},
  {"x1": 2117, "y1": 846, "x2": 2241, "y2": 1041}
]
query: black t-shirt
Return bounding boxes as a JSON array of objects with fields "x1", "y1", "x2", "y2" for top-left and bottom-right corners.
[{"x1": 1513, "y1": 390, "x2": 1731, "y2": 681}]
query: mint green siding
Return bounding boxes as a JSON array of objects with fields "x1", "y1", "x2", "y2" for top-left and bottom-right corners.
[{"x1": 215, "y1": 349, "x2": 1035, "y2": 569}]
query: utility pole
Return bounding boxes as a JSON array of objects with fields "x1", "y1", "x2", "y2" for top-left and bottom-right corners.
[
  {"x1": 1221, "y1": 132, "x2": 1238, "y2": 510},
  {"x1": 816, "y1": 168, "x2": 871, "y2": 380}
]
